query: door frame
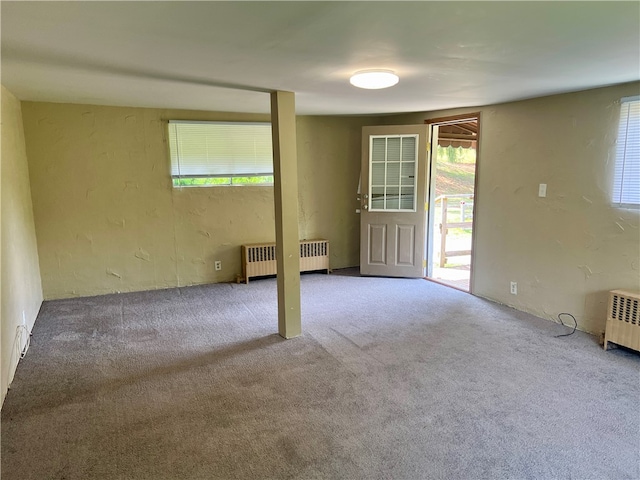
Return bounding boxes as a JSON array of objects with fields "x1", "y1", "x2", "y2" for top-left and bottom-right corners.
[{"x1": 424, "y1": 112, "x2": 481, "y2": 294}]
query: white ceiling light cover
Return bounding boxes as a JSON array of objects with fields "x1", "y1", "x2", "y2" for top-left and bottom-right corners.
[{"x1": 350, "y1": 70, "x2": 400, "y2": 89}]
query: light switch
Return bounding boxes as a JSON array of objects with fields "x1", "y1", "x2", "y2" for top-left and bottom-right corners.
[{"x1": 538, "y1": 183, "x2": 547, "y2": 197}]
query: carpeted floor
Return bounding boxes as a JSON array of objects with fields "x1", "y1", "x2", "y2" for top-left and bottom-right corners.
[{"x1": 2, "y1": 273, "x2": 639, "y2": 479}]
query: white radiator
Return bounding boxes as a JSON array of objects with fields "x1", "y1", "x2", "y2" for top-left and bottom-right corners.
[
  {"x1": 604, "y1": 290, "x2": 640, "y2": 352},
  {"x1": 241, "y1": 239, "x2": 330, "y2": 284}
]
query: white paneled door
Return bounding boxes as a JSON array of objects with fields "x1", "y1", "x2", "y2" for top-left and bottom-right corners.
[{"x1": 360, "y1": 125, "x2": 430, "y2": 277}]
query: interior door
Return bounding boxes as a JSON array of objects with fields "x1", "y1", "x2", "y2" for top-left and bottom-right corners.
[{"x1": 360, "y1": 125, "x2": 429, "y2": 277}]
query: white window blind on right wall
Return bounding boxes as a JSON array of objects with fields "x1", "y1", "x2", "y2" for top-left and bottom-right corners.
[{"x1": 613, "y1": 96, "x2": 640, "y2": 208}]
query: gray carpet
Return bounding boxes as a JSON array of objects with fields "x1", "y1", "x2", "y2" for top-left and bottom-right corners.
[{"x1": 2, "y1": 273, "x2": 639, "y2": 479}]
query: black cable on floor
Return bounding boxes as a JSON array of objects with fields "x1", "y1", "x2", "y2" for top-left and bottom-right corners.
[{"x1": 555, "y1": 312, "x2": 577, "y2": 337}]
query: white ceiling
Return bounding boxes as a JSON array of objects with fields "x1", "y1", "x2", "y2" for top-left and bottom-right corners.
[{"x1": 2, "y1": 1, "x2": 639, "y2": 115}]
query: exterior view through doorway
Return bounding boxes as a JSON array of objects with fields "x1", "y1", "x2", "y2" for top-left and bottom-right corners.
[
  {"x1": 425, "y1": 114, "x2": 479, "y2": 292},
  {"x1": 358, "y1": 118, "x2": 479, "y2": 293}
]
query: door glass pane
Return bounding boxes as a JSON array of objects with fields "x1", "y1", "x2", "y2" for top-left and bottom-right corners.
[
  {"x1": 371, "y1": 186, "x2": 385, "y2": 209},
  {"x1": 386, "y1": 187, "x2": 400, "y2": 210},
  {"x1": 401, "y1": 187, "x2": 414, "y2": 210},
  {"x1": 386, "y1": 162, "x2": 400, "y2": 186},
  {"x1": 372, "y1": 138, "x2": 386, "y2": 162},
  {"x1": 372, "y1": 163, "x2": 385, "y2": 185},
  {"x1": 402, "y1": 137, "x2": 416, "y2": 160},
  {"x1": 369, "y1": 135, "x2": 417, "y2": 212},
  {"x1": 401, "y1": 162, "x2": 415, "y2": 186},
  {"x1": 387, "y1": 138, "x2": 401, "y2": 161}
]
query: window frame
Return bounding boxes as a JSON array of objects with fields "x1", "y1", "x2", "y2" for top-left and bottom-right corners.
[
  {"x1": 612, "y1": 96, "x2": 640, "y2": 209},
  {"x1": 368, "y1": 134, "x2": 419, "y2": 213},
  {"x1": 168, "y1": 120, "x2": 274, "y2": 188}
]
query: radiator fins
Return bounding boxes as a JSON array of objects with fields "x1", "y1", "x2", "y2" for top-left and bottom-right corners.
[
  {"x1": 605, "y1": 290, "x2": 640, "y2": 352},
  {"x1": 241, "y1": 240, "x2": 330, "y2": 284}
]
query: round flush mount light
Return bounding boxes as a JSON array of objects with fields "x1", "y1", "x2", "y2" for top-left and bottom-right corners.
[{"x1": 349, "y1": 70, "x2": 399, "y2": 89}]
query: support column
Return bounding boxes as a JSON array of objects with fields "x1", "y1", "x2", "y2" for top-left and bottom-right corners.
[{"x1": 270, "y1": 91, "x2": 301, "y2": 339}]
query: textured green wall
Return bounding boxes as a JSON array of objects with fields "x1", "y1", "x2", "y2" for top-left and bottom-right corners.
[
  {"x1": 383, "y1": 82, "x2": 640, "y2": 334},
  {"x1": 21, "y1": 101, "x2": 377, "y2": 299},
  {"x1": 1, "y1": 86, "x2": 43, "y2": 405}
]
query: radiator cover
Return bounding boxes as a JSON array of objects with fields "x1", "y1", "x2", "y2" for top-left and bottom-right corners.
[
  {"x1": 604, "y1": 289, "x2": 640, "y2": 352},
  {"x1": 241, "y1": 239, "x2": 330, "y2": 284}
]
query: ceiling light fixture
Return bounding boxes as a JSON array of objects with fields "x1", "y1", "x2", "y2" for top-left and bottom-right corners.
[{"x1": 349, "y1": 70, "x2": 399, "y2": 89}]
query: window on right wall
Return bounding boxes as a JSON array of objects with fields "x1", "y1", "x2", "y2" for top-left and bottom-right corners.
[{"x1": 612, "y1": 96, "x2": 640, "y2": 208}]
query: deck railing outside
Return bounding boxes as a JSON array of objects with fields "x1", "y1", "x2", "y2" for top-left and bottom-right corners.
[{"x1": 434, "y1": 194, "x2": 474, "y2": 267}]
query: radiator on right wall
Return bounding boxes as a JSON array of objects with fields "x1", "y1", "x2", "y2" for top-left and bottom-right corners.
[{"x1": 604, "y1": 290, "x2": 640, "y2": 352}]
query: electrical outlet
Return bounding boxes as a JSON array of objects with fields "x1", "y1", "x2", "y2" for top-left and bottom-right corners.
[
  {"x1": 510, "y1": 282, "x2": 518, "y2": 295},
  {"x1": 215, "y1": 260, "x2": 222, "y2": 271}
]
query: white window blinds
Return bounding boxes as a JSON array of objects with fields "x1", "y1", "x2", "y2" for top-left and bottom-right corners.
[
  {"x1": 369, "y1": 135, "x2": 418, "y2": 212},
  {"x1": 168, "y1": 121, "x2": 273, "y2": 177},
  {"x1": 613, "y1": 97, "x2": 640, "y2": 208}
]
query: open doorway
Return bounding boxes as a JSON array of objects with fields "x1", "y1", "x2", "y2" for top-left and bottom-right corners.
[{"x1": 425, "y1": 114, "x2": 479, "y2": 292}]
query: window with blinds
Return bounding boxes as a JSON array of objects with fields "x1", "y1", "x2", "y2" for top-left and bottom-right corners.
[
  {"x1": 613, "y1": 97, "x2": 640, "y2": 208},
  {"x1": 168, "y1": 121, "x2": 274, "y2": 186}
]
